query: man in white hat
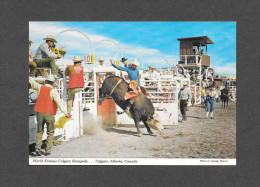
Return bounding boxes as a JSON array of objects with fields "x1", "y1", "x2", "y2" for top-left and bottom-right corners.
[
  {"x1": 29, "y1": 75, "x2": 70, "y2": 156},
  {"x1": 34, "y1": 35, "x2": 62, "y2": 78},
  {"x1": 65, "y1": 56, "x2": 85, "y2": 115},
  {"x1": 178, "y1": 82, "x2": 191, "y2": 122},
  {"x1": 111, "y1": 59, "x2": 140, "y2": 113},
  {"x1": 97, "y1": 57, "x2": 106, "y2": 68},
  {"x1": 143, "y1": 65, "x2": 160, "y2": 81},
  {"x1": 59, "y1": 46, "x2": 67, "y2": 57}
]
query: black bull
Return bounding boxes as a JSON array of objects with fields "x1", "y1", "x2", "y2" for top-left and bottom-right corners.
[{"x1": 98, "y1": 76, "x2": 163, "y2": 136}]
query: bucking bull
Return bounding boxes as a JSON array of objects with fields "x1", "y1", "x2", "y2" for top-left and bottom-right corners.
[{"x1": 98, "y1": 75, "x2": 163, "y2": 137}]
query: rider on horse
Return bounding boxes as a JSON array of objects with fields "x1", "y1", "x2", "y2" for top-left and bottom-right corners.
[{"x1": 111, "y1": 59, "x2": 140, "y2": 113}]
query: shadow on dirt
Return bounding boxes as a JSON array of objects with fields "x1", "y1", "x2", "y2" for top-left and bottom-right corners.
[
  {"x1": 106, "y1": 127, "x2": 157, "y2": 137},
  {"x1": 106, "y1": 128, "x2": 136, "y2": 135}
]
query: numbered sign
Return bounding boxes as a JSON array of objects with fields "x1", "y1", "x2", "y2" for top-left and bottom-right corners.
[{"x1": 84, "y1": 55, "x2": 96, "y2": 64}]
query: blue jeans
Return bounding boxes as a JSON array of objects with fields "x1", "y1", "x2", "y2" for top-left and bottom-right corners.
[{"x1": 205, "y1": 97, "x2": 215, "y2": 112}]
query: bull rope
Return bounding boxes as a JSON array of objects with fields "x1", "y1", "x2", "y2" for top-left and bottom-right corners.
[{"x1": 109, "y1": 79, "x2": 122, "y2": 95}]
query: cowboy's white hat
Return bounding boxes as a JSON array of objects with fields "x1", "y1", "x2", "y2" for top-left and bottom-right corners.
[
  {"x1": 98, "y1": 57, "x2": 104, "y2": 61},
  {"x1": 59, "y1": 46, "x2": 66, "y2": 52},
  {"x1": 43, "y1": 35, "x2": 57, "y2": 43},
  {"x1": 46, "y1": 75, "x2": 58, "y2": 86},
  {"x1": 73, "y1": 56, "x2": 83, "y2": 62},
  {"x1": 131, "y1": 59, "x2": 139, "y2": 67},
  {"x1": 150, "y1": 66, "x2": 155, "y2": 69}
]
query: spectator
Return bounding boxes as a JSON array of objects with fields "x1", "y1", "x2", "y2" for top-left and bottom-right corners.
[
  {"x1": 205, "y1": 88, "x2": 217, "y2": 119},
  {"x1": 191, "y1": 85, "x2": 196, "y2": 106},
  {"x1": 215, "y1": 87, "x2": 221, "y2": 103},
  {"x1": 29, "y1": 75, "x2": 69, "y2": 156},
  {"x1": 184, "y1": 70, "x2": 190, "y2": 78},
  {"x1": 55, "y1": 47, "x2": 68, "y2": 78},
  {"x1": 34, "y1": 35, "x2": 62, "y2": 79},
  {"x1": 200, "y1": 86, "x2": 206, "y2": 107},
  {"x1": 121, "y1": 57, "x2": 129, "y2": 67},
  {"x1": 65, "y1": 56, "x2": 85, "y2": 115},
  {"x1": 143, "y1": 66, "x2": 160, "y2": 81},
  {"x1": 200, "y1": 49, "x2": 204, "y2": 55},
  {"x1": 59, "y1": 46, "x2": 66, "y2": 57},
  {"x1": 29, "y1": 83, "x2": 37, "y2": 116},
  {"x1": 97, "y1": 57, "x2": 106, "y2": 68},
  {"x1": 29, "y1": 40, "x2": 37, "y2": 76}
]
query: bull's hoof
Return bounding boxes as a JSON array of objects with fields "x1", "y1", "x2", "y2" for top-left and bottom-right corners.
[{"x1": 137, "y1": 132, "x2": 143, "y2": 137}]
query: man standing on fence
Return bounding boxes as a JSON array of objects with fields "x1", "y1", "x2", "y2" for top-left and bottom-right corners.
[
  {"x1": 65, "y1": 56, "x2": 85, "y2": 115},
  {"x1": 34, "y1": 35, "x2": 62, "y2": 78},
  {"x1": 29, "y1": 75, "x2": 70, "y2": 156},
  {"x1": 178, "y1": 83, "x2": 191, "y2": 122}
]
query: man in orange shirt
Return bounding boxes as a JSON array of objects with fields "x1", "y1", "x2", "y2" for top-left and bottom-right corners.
[
  {"x1": 65, "y1": 56, "x2": 85, "y2": 115},
  {"x1": 29, "y1": 75, "x2": 70, "y2": 156}
]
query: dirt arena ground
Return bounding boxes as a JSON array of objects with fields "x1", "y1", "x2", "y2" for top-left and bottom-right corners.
[{"x1": 30, "y1": 101, "x2": 236, "y2": 158}]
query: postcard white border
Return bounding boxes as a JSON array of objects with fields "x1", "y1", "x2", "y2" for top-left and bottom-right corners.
[{"x1": 29, "y1": 158, "x2": 236, "y2": 166}]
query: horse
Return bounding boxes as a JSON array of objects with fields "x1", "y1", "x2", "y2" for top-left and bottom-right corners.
[
  {"x1": 98, "y1": 75, "x2": 163, "y2": 137},
  {"x1": 220, "y1": 88, "x2": 230, "y2": 108}
]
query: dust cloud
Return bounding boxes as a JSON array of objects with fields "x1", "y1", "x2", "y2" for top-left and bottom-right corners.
[{"x1": 83, "y1": 114, "x2": 106, "y2": 135}]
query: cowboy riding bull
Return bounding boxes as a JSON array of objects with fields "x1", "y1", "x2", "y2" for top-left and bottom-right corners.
[{"x1": 98, "y1": 59, "x2": 163, "y2": 137}]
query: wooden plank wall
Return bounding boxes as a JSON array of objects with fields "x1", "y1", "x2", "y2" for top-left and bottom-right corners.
[
  {"x1": 180, "y1": 40, "x2": 194, "y2": 55},
  {"x1": 201, "y1": 55, "x2": 210, "y2": 66}
]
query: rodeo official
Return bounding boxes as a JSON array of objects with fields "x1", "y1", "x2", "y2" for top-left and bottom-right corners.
[
  {"x1": 65, "y1": 56, "x2": 85, "y2": 115},
  {"x1": 29, "y1": 75, "x2": 70, "y2": 156},
  {"x1": 111, "y1": 59, "x2": 140, "y2": 113},
  {"x1": 178, "y1": 83, "x2": 191, "y2": 122}
]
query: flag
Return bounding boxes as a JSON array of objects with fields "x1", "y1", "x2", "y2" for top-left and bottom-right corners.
[{"x1": 55, "y1": 116, "x2": 70, "y2": 129}]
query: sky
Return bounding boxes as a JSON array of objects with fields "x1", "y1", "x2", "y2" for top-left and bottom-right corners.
[{"x1": 29, "y1": 21, "x2": 236, "y2": 75}]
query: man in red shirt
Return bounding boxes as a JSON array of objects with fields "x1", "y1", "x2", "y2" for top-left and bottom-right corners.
[
  {"x1": 29, "y1": 75, "x2": 70, "y2": 156},
  {"x1": 65, "y1": 56, "x2": 85, "y2": 115}
]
